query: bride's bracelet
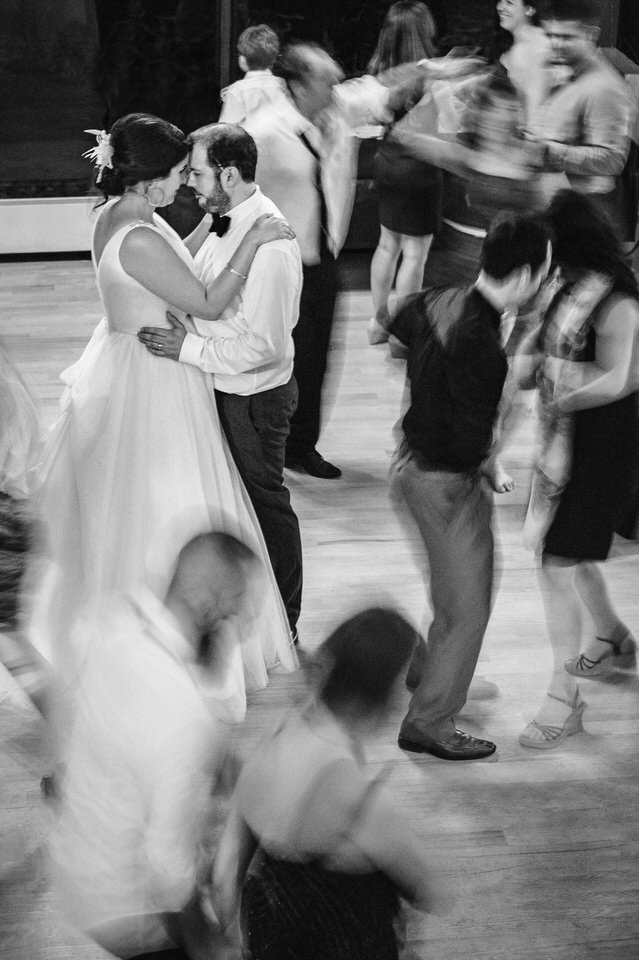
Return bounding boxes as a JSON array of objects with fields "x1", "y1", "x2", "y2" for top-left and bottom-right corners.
[{"x1": 226, "y1": 262, "x2": 248, "y2": 280}]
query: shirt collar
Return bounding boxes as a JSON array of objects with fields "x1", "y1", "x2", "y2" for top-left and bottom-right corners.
[
  {"x1": 225, "y1": 184, "x2": 264, "y2": 231},
  {"x1": 470, "y1": 286, "x2": 503, "y2": 330}
]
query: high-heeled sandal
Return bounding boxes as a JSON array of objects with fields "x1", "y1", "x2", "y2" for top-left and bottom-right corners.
[
  {"x1": 519, "y1": 689, "x2": 586, "y2": 750},
  {"x1": 564, "y1": 632, "x2": 637, "y2": 680}
]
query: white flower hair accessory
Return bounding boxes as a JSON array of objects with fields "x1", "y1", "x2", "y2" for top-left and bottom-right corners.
[{"x1": 82, "y1": 129, "x2": 114, "y2": 182}]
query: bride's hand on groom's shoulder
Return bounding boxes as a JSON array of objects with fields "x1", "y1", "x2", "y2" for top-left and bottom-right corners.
[
  {"x1": 250, "y1": 213, "x2": 296, "y2": 245},
  {"x1": 137, "y1": 311, "x2": 187, "y2": 361}
]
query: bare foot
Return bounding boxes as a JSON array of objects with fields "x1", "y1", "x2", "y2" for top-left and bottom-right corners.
[
  {"x1": 483, "y1": 460, "x2": 515, "y2": 494},
  {"x1": 367, "y1": 317, "x2": 389, "y2": 345}
]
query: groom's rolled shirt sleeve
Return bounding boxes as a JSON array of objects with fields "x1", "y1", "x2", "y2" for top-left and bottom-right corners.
[{"x1": 178, "y1": 245, "x2": 299, "y2": 375}]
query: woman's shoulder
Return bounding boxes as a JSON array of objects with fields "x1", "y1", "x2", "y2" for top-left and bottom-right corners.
[
  {"x1": 595, "y1": 289, "x2": 639, "y2": 332},
  {"x1": 117, "y1": 221, "x2": 173, "y2": 264},
  {"x1": 502, "y1": 27, "x2": 550, "y2": 74},
  {"x1": 93, "y1": 202, "x2": 158, "y2": 262},
  {"x1": 513, "y1": 25, "x2": 551, "y2": 57},
  {"x1": 236, "y1": 719, "x2": 365, "y2": 821}
]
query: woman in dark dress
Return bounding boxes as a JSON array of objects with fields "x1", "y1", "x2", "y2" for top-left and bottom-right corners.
[
  {"x1": 211, "y1": 608, "x2": 446, "y2": 958},
  {"x1": 519, "y1": 191, "x2": 639, "y2": 749},
  {"x1": 368, "y1": 1, "x2": 443, "y2": 344}
]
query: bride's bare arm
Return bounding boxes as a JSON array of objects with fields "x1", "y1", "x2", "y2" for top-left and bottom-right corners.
[
  {"x1": 183, "y1": 214, "x2": 211, "y2": 258},
  {"x1": 120, "y1": 214, "x2": 294, "y2": 320}
]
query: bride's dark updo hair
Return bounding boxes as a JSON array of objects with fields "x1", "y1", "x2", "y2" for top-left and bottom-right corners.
[{"x1": 95, "y1": 113, "x2": 189, "y2": 200}]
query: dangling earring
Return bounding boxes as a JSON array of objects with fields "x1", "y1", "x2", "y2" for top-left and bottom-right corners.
[{"x1": 145, "y1": 184, "x2": 165, "y2": 207}]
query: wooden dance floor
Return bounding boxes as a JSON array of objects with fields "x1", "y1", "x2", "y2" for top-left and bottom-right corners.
[{"x1": 1, "y1": 258, "x2": 638, "y2": 959}]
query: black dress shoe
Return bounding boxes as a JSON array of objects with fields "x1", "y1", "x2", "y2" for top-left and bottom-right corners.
[
  {"x1": 285, "y1": 450, "x2": 342, "y2": 479},
  {"x1": 398, "y1": 728, "x2": 497, "y2": 760}
]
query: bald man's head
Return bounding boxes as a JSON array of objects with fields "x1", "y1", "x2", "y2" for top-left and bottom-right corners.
[{"x1": 166, "y1": 531, "x2": 261, "y2": 668}]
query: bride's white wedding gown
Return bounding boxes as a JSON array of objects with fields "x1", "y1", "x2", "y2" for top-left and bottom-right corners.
[{"x1": 29, "y1": 208, "x2": 296, "y2": 713}]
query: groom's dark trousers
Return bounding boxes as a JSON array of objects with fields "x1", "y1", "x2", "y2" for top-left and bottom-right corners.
[{"x1": 215, "y1": 377, "x2": 303, "y2": 634}]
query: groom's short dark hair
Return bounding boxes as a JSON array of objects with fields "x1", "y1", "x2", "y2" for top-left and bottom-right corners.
[{"x1": 188, "y1": 123, "x2": 257, "y2": 182}]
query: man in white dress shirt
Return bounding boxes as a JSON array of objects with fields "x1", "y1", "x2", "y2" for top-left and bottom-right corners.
[
  {"x1": 139, "y1": 123, "x2": 303, "y2": 641},
  {"x1": 243, "y1": 42, "x2": 397, "y2": 479},
  {"x1": 51, "y1": 532, "x2": 260, "y2": 959}
]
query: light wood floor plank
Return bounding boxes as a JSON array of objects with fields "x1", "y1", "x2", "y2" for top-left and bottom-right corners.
[{"x1": 0, "y1": 260, "x2": 638, "y2": 959}]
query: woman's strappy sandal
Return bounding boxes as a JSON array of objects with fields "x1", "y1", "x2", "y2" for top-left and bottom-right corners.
[
  {"x1": 519, "y1": 690, "x2": 586, "y2": 750},
  {"x1": 565, "y1": 633, "x2": 637, "y2": 681}
]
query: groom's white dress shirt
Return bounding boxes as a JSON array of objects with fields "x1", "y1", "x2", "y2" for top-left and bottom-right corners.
[{"x1": 178, "y1": 186, "x2": 302, "y2": 396}]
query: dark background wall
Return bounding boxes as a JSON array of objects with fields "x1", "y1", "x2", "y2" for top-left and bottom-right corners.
[
  {"x1": 0, "y1": 0, "x2": 633, "y2": 197},
  {"x1": 93, "y1": 0, "x2": 222, "y2": 133},
  {"x1": 244, "y1": 0, "x2": 498, "y2": 75}
]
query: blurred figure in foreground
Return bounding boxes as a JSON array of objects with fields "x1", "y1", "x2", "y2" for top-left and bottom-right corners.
[
  {"x1": 385, "y1": 213, "x2": 553, "y2": 760},
  {"x1": 0, "y1": 343, "x2": 46, "y2": 713},
  {"x1": 50, "y1": 532, "x2": 261, "y2": 959},
  {"x1": 212, "y1": 607, "x2": 447, "y2": 960},
  {"x1": 517, "y1": 192, "x2": 639, "y2": 749}
]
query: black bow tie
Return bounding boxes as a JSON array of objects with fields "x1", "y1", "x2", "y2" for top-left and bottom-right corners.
[{"x1": 209, "y1": 213, "x2": 231, "y2": 237}]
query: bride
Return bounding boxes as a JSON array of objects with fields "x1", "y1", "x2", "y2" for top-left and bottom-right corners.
[{"x1": 29, "y1": 113, "x2": 298, "y2": 716}]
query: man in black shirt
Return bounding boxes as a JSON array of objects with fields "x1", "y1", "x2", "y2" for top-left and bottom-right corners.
[{"x1": 389, "y1": 212, "x2": 552, "y2": 760}]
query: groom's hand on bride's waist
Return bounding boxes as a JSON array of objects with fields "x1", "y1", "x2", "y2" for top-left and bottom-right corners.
[{"x1": 138, "y1": 311, "x2": 187, "y2": 361}]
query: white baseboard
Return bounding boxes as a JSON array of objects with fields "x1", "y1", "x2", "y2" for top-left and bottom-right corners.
[{"x1": 0, "y1": 197, "x2": 97, "y2": 254}]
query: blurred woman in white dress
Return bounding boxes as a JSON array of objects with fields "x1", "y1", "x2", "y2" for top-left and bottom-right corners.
[{"x1": 29, "y1": 113, "x2": 297, "y2": 717}]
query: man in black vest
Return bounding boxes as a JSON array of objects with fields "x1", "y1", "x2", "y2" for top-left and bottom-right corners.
[{"x1": 387, "y1": 212, "x2": 553, "y2": 760}]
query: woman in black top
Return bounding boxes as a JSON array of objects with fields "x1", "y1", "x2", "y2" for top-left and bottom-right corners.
[
  {"x1": 211, "y1": 607, "x2": 447, "y2": 958},
  {"x1": 520, "y1": 191, "x2": 639, "y2": 749}
]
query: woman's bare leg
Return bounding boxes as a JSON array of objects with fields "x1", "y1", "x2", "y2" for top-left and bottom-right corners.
[
  {"x1": 369, "y1": 226, "x2": 402, "y2": 339},
  {"x1": 395, "y1": 233, "x2": 433, "y2": 303}
]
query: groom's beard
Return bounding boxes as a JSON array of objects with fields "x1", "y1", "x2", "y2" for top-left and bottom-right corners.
[{"x1": 200, "y1": 188, "x2": 231, "y2": 216}]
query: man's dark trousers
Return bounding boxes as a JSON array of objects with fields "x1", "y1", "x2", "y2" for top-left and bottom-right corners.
[
  {"x1": 286, "y1": 252, "x2": 338, "y2": 459},
  {"x1": 391, "y1": 449, "x2": 495, "y2": 740},
  {"x1": 216, "y1": 378, "x2": 303, "y2": 632}
]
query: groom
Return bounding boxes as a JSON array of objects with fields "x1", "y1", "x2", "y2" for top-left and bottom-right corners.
[{"x1": 138, "y1": 123, "x2": 303, "y2": 641}]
